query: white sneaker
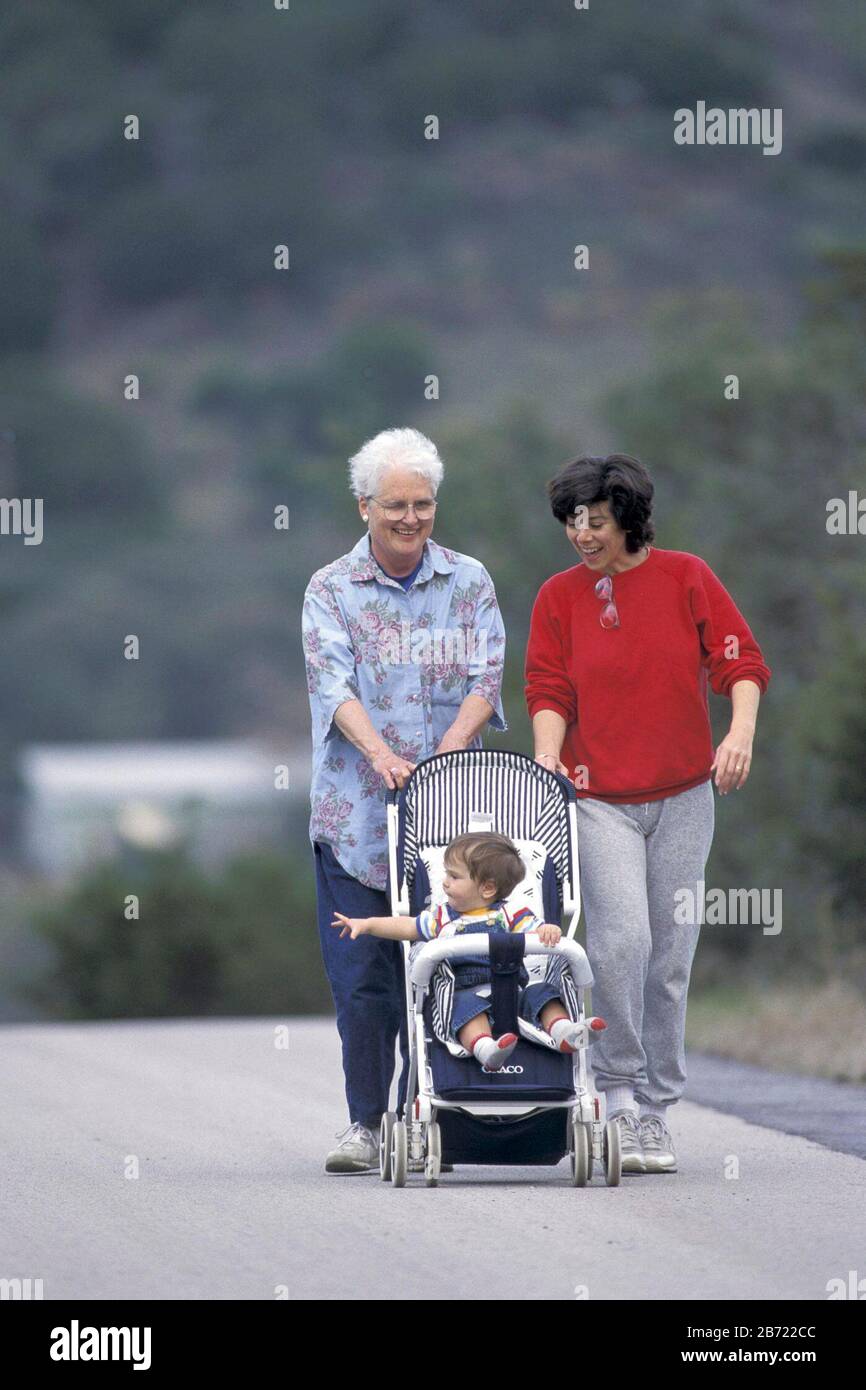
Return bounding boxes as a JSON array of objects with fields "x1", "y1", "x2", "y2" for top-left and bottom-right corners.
[
  {"x1": 325, "y1": 1122, "x2": 378, "y2": 1173},
  {"x1": 640, "y1": 1115, "x2": 677, "y2": 1172},
  {"x1": 609, "y1": 1110, "x2": 646, "y2": 1174}
]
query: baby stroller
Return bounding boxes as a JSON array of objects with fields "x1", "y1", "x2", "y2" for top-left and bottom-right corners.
[{"x1": 382, "y1": 748, "x2": 622, "y2": 1187}]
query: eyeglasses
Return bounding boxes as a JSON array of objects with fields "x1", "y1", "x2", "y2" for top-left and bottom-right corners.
[
  {"x1": 595, "y1": 575, "x2": 620, "y2": 629},
  {"x1": 369, "y1": 496, "x2": 437, "y2": 521}
]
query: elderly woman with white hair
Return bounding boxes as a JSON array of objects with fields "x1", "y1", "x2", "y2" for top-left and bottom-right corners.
[{"x1": 302, "y1": 427, "x2": 507, "y2": 1172}]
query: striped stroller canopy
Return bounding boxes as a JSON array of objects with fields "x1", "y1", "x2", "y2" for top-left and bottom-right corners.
[{"x1": 394, "y1": 749, "x2": 576, "y2": 900}]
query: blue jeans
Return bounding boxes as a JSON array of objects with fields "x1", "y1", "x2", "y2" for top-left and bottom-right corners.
[
  {"x1": 314, "y1": 841, "x2": 409, "y2": 1129},
  {"x1": 451, "y1": 974, "x2": 569, "y2": 1038}
]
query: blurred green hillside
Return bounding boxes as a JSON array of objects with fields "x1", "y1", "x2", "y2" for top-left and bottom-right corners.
[{"x1": 1, "y1": 0, "x2": 865, "y2": 1017}]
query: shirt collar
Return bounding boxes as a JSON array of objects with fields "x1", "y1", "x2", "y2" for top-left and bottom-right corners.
[
  {"x1": 347, "y1": 533, "x2": 456, "y2": 587},
  {"x1": 446, "y1": 900, "x2": 506, "y2": 921}
]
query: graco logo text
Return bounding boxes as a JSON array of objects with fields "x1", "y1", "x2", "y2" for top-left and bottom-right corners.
[{"x1": 674, "y1": 102, "x2": 782, "y2": 156}]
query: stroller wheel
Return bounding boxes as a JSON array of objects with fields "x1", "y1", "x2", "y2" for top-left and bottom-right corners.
[
  {"x1": 391, "y1": 1120, "x2": 408, "y2": 1187},
  {"x1": 604, "y1": 1118, "x2": 622, "y2": 1186},
  {"x1": 380, "y1": 1112, "x2": 396, "y2": 1182},
  {"x1": 583, "y1": 1122, "x2": 594, "y2": 1183},
  {"x1": 424, "y1": 1120, "x2": 442, "y2": 1187},
  {"x1": 570, "y1": 1119, "x2": 591, "y2": 1187}
]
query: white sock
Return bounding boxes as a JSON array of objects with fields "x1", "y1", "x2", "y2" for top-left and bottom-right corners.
[
  {"x1": 472, "y1": 1033, "x2": 517, "y2": 1071},
  {"x1": 549, "y1": 1018, "x2": 585, "y2": 1051},
  {"x1": 605, "y1": 1084, "x2": 637, "y2": 1118},
  {"x1": 639, "y1": 1105, "x2": 669, "y2": 1124}
]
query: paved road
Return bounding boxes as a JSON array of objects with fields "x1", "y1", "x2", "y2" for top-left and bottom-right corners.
[
  {"x1": 685, "y1": 1052, "x2": 866, "y2": 1160},
  {"x1": 1, "y1": 1018, "x2": 864, "y2": 1301}
]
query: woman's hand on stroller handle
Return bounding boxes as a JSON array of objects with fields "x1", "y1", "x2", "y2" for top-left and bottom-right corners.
[
  {"x1": 368, "y1": 750, "x2": 416, "y2": 790},
  {"x1": 535, "y1": 751, "x2": 570, "y2": 779}
]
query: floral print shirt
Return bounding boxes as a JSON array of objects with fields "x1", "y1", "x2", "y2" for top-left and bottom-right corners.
[{"x1": 302, "y1": 533, "x2": 507, "y2": 889}]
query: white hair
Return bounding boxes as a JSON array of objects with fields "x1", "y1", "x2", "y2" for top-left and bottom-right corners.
[{"x1": 348, "y1": 428, "x2": 444, "y2": 498}]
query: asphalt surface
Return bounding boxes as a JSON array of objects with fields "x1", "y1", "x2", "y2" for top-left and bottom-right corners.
[
  {"x1": 1, "y1": 1017, "x2": 864, "y2": 1301},
  {"x1": 685, "y1": 1052, "x2": 866, "y2": 1160}
]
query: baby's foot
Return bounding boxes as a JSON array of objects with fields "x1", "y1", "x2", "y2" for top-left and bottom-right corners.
[
  {"x1": 472, "y1": 1033, "x2": 518, "y2": 1072},
  {"x1": 549, "y1": 1017, "x2": 606, "y2": 1052}
]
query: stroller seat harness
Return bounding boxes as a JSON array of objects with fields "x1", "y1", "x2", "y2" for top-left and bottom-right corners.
[{"x1": 489, "y1": 932, "x2": 526, "y2": 1037}]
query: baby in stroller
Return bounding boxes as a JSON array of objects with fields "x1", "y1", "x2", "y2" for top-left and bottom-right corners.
[{"x1": 331, "y1": 831, "x2": 599, "y2": 1072}]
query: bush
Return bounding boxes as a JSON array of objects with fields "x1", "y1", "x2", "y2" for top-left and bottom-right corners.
[{"x1": 27, "y1": 846, "x2": 331, "y2": 1019}]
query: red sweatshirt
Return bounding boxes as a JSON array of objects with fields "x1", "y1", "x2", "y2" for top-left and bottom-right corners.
[{"x1": 524, "y1": 548, "x2": 770, "y2": 803}]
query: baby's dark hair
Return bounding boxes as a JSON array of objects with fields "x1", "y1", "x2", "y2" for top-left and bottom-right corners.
[{"x1": 444, "y1": 832, "x2": 525, "y2": 901}]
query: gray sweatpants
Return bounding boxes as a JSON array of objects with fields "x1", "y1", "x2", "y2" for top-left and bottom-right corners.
[{"x1": 575, "y1": 780, "x2": 715, "y2": 1110}]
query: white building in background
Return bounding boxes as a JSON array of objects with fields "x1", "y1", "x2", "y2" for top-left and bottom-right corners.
[{"x1": 18, "y1": 741, "x2": 310, "y2": 880}]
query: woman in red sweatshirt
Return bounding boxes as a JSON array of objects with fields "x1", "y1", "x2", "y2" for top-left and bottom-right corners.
[{"x1": 525, "y1": 453, "x2": 770, "y2": 1174}]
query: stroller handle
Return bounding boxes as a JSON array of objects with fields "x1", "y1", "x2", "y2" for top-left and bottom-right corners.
[
  {"x1": 409, "y1": 931, "x2": 594, "y2": 990},
  {"x1": 385, "y1": 748, "x2": 578, "y2": 805}
]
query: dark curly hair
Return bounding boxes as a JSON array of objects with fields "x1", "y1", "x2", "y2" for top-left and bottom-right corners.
[
  {"x1": 547, "y1": 453, "x2": 655, "y2": 553},
  {"x1": 445, "y1": 832, "x2": 526, "y2": 901}
]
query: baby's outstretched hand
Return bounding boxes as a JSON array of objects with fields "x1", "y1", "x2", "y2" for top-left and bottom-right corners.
[
  {"x1": 536, "y1": 922, "x2": 562, "y2": 947},
  {"x1": 331, "y1": 912, "x2": 367, "y2": 940}
]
